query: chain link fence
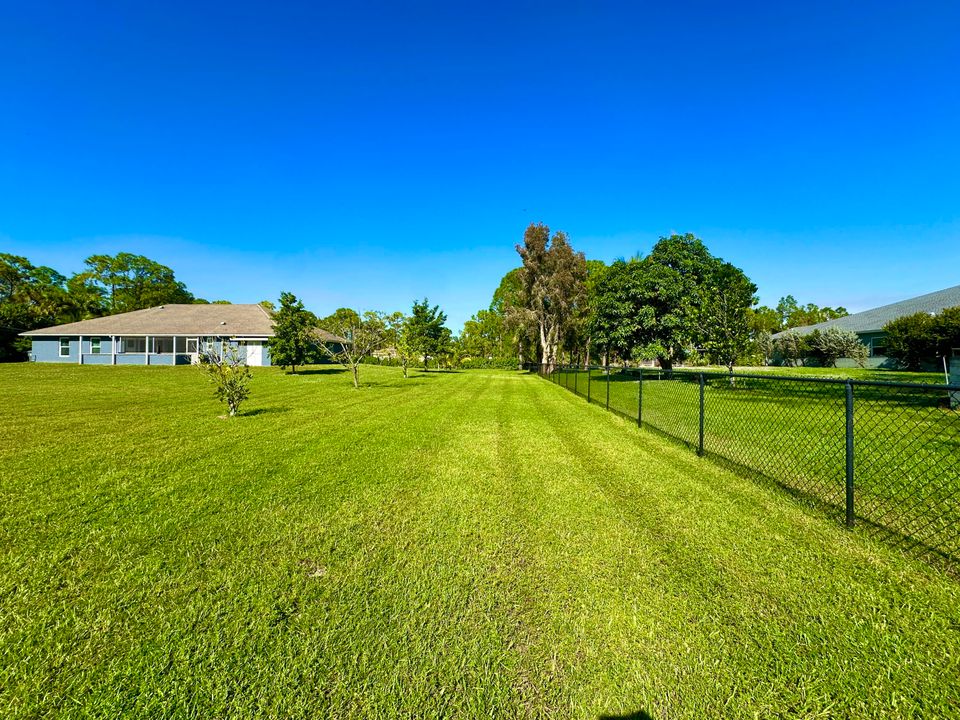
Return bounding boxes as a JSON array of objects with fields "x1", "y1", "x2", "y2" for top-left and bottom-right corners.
[{"x1": 537, "y1": 364, "x2": 960, "y2": 569}]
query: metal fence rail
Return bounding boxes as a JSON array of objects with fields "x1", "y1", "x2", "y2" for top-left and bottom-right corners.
[{"x1": 536, "y1": 364, "x2": 960, "y2": 568}]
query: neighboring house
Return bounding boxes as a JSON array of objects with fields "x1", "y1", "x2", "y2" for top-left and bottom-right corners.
[
  {"x1": 312, "y1": 328, "x2": 351, "y2": 352},
  {"x1": 21, "y1": 304, "x2": 277, "y2": 366},
  {"x1": 772, "y1": 284, "x2": 960, "y2": 368}
]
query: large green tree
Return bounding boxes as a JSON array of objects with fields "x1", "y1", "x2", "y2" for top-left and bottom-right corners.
[
  {"x1": 881, "y1": 309, "x2": 960, "y2": 371},
  {"x1": 632, "y1": 234, "x2": 719, "y2": 369},
  {"x1": 496, "y1": 268, "x2": 537, "y2": 369},
  {"x1": 587, "y1": 235, "x2": 757, "y2": 371},
  {"x1": 459, "y1": 308, "x2": 506, "y2": 361},
  {"x1": 883, "y1": 312, "x2": 935, "y2": 371},
  {"x1": 0, "y1": 254, "x2": 74, "y2": 361},
  {"x1": 933, "y1": 307, "x2": 960, "y2": 360},
  {"x1": 697, "y1": 261, "x2": 758, "y2": 375},
  {"x1": 567, "y1": 259, "x2": 607, "y2": 367},
  {"x1": 588, "y1": 257, "x2": 646, "y2": 365},
  {"x1": 776, "y1": 295, "x2": 848, "y2": 330},
  {"x1": 406, "y1": 299, "x2": 448, "y2": 371},
  {"x1": 270, "y1": 292, "x2": 314, "y2": 373},
  {"x1": 76, "y1": 253, "x2": 193, "y2": 314},
  {"x1": 515, "y1": 223, "x2": 587, "y2": 372}
]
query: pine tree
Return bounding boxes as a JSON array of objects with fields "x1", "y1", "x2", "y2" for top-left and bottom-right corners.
[{"x1": 270, "y1": 292, "x2": 312, "y2": 373}]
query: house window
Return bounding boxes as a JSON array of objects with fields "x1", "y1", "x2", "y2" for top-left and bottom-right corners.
[
  {"x1": 201, "y1": 338, "x2": 225, "y2": 357},
  {"x1": 186, "y1": 338, "x2": 198, "y2": 353},
  {"x1": 151, "y1": 337, "x2": 174, "y2": 354},
  {"x1": 175, "y1": 337, "x2": 187, "y2": 353},
  {"x1": 91, "y1": 337, "x2": 102, "y2": 355},
  {"x1": 119, "y1": 337, "x2": 146, "y2": 353},
  {"x1": 59, "y1": 338, "x2": 70, "y2": 357},
  {"x1": 871, "y1": 339, "x2": 887, "y2": 358}
]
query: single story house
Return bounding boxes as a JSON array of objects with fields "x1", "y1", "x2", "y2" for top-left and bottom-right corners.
[
  {"x1": 772, "y1": 284, "x2": 960, "y2": 368},
  {"x1": 22, "y1": 303, "x2": 277, "y2": 366}
]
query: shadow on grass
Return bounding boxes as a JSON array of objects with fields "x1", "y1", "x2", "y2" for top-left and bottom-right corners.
[
  {"x1": 599, "y1": 711, "x2": 654, "y2": 720},
  {"x1": 640, "y1": 421, "x2": 960, "y2": 577},
  {"x1": 290, "y1": 368, "x2": 347, "y2": 376},
  {"x1": 243, "y1": 407, "x2": 291, "y2": 416}
]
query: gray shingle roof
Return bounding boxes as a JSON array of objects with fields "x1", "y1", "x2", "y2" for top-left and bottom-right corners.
[
  {"x1": 774, "y1": 284, "x2": 960, "y2": 338},
  {"x1": 311, "y1": 328, "x2": 350, "y2": 344},
  {"x1": 22, "y1": 304, "x2": 275, "y2": 337}
]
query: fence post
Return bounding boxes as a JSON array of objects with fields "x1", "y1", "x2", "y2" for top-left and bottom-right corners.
[
  {"x1": 637, "y1": 369, "x2": 643, "y2": 427},
  {"x1": 698, "y1": 373, "x2": 705, "y2": 456},
  {"x1": 587, "y1": 365, "x2": 592, "y2": 403},
  {"x1": 605, "y1": 364, "x2": 610, "y2": 410},
  {"x1": 845, "y1": 380, "x2": 855, "y2": 528}
]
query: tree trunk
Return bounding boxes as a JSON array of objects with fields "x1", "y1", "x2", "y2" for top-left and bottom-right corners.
[
  {"x1": 351, "y1": 364, "x2": 360, "y2": 388},
  {"x1": 658, "y1": 356, "x2": 673, "y2": 371},
  {"x1": 584, "y1": 336, "x2": 591, "y2": 370},
  {"x1": 402, "y1": 359, "x2": 408, "y2": 378}
]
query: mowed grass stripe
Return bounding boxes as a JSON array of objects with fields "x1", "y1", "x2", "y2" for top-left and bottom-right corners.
[
  {"x1": 1, "y1": 365, "x2": 959, "y2": 719},
  {"x1": 506, "y1": 376, "x2": 960, "y2": 717}
]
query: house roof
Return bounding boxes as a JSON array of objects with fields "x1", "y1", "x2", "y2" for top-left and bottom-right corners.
[
  {"x1": 312, "y1": 328, "x2": 350, "y2": 344},
  {"x1": 21, "y1": 304, "x2": 276, "y2": 337},
  {"x1": 774, "y1": 284, "x2": 960, "y2": 338}
]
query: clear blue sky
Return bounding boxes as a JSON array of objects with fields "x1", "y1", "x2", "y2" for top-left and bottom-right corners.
[{"x1": 2, "y1": 1, "x2": 958, "y2": 329}]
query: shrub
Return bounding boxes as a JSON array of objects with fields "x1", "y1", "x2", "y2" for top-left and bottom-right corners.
[
  {"x1": 933, "y1": 306, "x2": 960, "y2": 358},
  {"x1": 772, "y1": 330, "x2": 808, "y2": 367},
  {"x1": 198, "y1": 346, "x2": 252, "y2": 417},
  {"x1": 808, "y1": 327, "x2": 868, "y2": 368},
  {"x1": 883, "y1": 312, "x2": 937, "y2": 371},
  {"x1": 454, "y1": 357, "x2": 519, "y2": 370}
]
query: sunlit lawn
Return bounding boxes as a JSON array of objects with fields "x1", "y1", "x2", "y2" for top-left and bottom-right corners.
[
  {"x1": 555, "y1": 365, "x2": 960, "y2": 563},
  {"x1": 2, "y1": 364, "x2": 959, "y2": 718}
]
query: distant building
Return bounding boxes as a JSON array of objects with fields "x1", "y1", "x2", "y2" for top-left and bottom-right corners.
[
  {"x1": 21, "y1": 304, "x2": 277, "y2": 366},
  {"x1": 772, "y1": 284, "x2": 960, "y2": 368}
]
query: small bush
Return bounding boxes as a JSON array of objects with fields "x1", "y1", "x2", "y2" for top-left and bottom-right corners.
[
  {"x1": 808, "y1": 327, "x2": 869, "y2": 368},
  {"x1": 198, "y1": 347, "x2": 252, "y2": 416},
  {"x1": 772, "y1": 330, "x2": 808, "y2": 366}
]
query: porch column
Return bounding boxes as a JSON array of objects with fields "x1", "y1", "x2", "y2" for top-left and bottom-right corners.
[
  {"x1": 112, "y1": 335, "x2": 117, "y2": 365},
  {"x1": 78, "y1": 335, "x2": 83, "y2": 365},
  {"x1": 145, "y1": 335, "x2": 149, "y2": 365},
  {"x1": 173, "y1": 335, "x2": 177, "y2": 365}
]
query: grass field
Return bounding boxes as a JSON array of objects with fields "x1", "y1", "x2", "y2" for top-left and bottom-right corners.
[
  {"x1": 555, "y1": 366, "x2": 960, "y2": 564},
  {"x1": 2, "y1": 364, "x2": 960, "y2": 718},
  {"x1": 682, "y1": 365, "x2": 947, "y2": 384}
]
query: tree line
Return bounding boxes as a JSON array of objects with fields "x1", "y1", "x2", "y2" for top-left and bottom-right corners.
[
  {"x1": 269, "y1": 293, "x2": 451, "y2": 388},
  {"x1": 458, "y1": 223, "x2": 858, "y2": 373}
]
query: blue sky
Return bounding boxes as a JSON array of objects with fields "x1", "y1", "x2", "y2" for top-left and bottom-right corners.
[{"x1": 2, "y1": 1, "x2": 958, "y2": 329}]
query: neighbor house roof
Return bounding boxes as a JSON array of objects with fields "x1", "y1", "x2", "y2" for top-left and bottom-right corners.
[
  {"x1": 774, "y1": 284, "x2": 960, "y2": 338},
  {"x1": 311, "y1": 328, "x2": 350, "y2": 344},
  {"x1": 21, "y1": 304, "x2": 276, "y2": 337}
]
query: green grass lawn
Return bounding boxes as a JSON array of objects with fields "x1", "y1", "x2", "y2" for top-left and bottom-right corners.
[
  {"x1": 668, "y1": 365, "x2": 947, "y2": 384},
  {"x1": 2, "y1": 364, "x2": 960, "y2": 718},
  {"x1": 553, "y1": 366, "x2": 960, "y2": 564}
]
